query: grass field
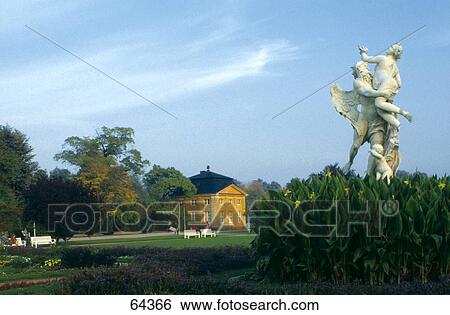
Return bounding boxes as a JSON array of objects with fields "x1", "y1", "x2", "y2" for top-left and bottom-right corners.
[{"x1": 68, "y1": 233, "x2": 255, "y2": 248}]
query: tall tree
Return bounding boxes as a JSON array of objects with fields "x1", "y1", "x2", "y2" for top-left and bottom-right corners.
[
  {"x1": 55, "y1": 127, "x2": 147, "y2": 203},
  {"x1": 55, "y1": 126, "x2": 149, "y2": 175},
  {"x1": 0, "y1": 125, "x2": 38, "y2": 231},
  {"x1": 24, "y1": 169, "x2": 98, "y2": 241},
  {"x1": 0, "y1": 182, "x2": 21, "y2": 232},
  {"x1": 77, "y1": 157, "x2": 138, "y2": 203},
  {"x1": 0, "y1": 125, "x2": 37, "y2": 197},
  {"x1": 144, "y1": 165, "x2": 196, "y2": 201}
]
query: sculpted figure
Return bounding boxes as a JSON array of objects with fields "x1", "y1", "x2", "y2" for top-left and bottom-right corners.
[
  {"x1": 359, "y1": 44, "x2": 412, "y2": 140},
  {"x1": 331, "y1": 61, "x2": 387, "y2": 175},
  {"x1": 369, "y1": 144, "x2": 393, "y2": 184},
  {"x1": 330, "y1": 44, "x2": 413, "y2": 182}
]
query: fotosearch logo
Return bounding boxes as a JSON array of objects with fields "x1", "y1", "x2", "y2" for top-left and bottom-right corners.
[
  {"x1": 47, "y1": 201, "x2": 246, "y2": 234},
  {"x1": 46, "y1": 199, "x2": 399, "y2": 237},
  {"x1": 249, "y1": 199, "x2": 399, "y2": 237},
  {"x1": 47, "y1": 202, "x2": 181, "y2": 234}
]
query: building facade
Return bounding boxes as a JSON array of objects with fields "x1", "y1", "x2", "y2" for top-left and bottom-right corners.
[{"x1": 176, "y1": 167, "x2": 247, "y2": 230}]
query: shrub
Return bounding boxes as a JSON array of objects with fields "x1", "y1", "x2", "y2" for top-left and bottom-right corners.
[
  {"x1": 60, "y1": 247, "x2": 116, "y2": 269},
  {"x1": 252, "y1": 174, "x2": 449, "y2": 284},
  {"x1": 3, "y1": 246, "x2": 55, "y2": 258},
  {"x1": 61, "y1": 246, "x2": 254, "y2": 294},
  {"x1": 135, "y1": 246, "x2": 253, "y2": 275},
  {"x1": 0, "y1": 233, "x2": 9, "y2": 248},
  {"x1": 59, "y1": 245, "x2": 449, "y2": 295},
  {"x1": 0, "y1": 255, "x2": 32, "y2": 269}
]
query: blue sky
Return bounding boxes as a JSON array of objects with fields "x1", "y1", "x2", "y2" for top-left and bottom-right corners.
[{"x1": 0, "y1": 0, "x2": 449, "y2": 184}]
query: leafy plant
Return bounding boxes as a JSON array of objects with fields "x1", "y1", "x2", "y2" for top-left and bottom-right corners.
[
  {"x1": 60, "y1": 247, "x2": 116, "y2": 269},
  {"x1": 252, "y1": 174, "x2": 449, "y2": 284},
  {"x1": 0, "y1": 255, "x2": 32, "y2": 269}
]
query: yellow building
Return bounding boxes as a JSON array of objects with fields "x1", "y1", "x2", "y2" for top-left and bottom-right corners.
[{"x1": 176, "y1": 167, "x2": 247, "y2": 230}]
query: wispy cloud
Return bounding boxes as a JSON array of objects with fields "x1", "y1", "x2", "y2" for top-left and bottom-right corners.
[
  {"x1": 182, "y1": 40, "x2": 298, "y2": 91},
  {"x1": 0, "y1": 1, "x2": 301, "y2": 125},
  {"x1": 0, "y1": 22, "x2": 298, "y2": 125},
  {"x1": 185, "y1": 16, "x2": 241, "y2": 54}
]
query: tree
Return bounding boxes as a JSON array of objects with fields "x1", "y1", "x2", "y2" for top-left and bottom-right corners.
[
  {"x1": 55, "y1": 127, "x2": 147, "y2": 203},
  {"x1": 49, "y1": 168, "x2": 73, "y2": 181},
  {"x1": 396, "y1": 169, "x2": 428, "y2": 179},
  {"x1": 0, "y1": 125, "x2": 38, "y2": 197},
  {"x1": 240, "y1": 178, "x2": 282, "y2": 204},
  {"x1": 77, "y1": 157, "x2": 138, "y2": 203},
  {"x1": 0, "y1": 182, "x2": 21, "y2": 232},
  {"x1": 144, "y1": 165, "x2": 196, "y2": 201},
  {"x1": 55, "y1": 126, "x2": 149, "y2": 175},
  {"x1": 23, "y1": 169, "x2": 98, "y2": 241},
  {"x1": 0, "y1": 125, "x2": 38, "y2": 232}
]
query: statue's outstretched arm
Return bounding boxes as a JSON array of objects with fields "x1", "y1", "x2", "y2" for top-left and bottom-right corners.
[
  {"x1": 359, "y1": 45, "x2": 384, "y2": 63},
  {"x1": 361, "y1": 52, "x2": 384, "y2": 63}
]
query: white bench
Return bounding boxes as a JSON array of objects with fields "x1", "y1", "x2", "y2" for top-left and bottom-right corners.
[
  {"x1": 31, "y1": 236, "x2": 56, "y2": 248},
  {"x1": 200, "y1": 229, "x2": 216, "y2": 238},
  {"x1": 183, "y1": 230, "x2": 200, "y2": 239}
]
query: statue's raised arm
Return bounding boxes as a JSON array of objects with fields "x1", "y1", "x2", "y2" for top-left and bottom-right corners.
[{"x1": 358, "y1": 45, "x2": 385, "y2": 64}]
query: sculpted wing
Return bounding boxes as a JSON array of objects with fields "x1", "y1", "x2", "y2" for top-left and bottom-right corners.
[{"x1": 330, "y1": 83, "x2": 363, "y2": 134}]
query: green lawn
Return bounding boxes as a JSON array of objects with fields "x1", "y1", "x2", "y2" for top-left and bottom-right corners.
[{"x1": 68, "y1": 234, "x2": 255, "y2": 248}]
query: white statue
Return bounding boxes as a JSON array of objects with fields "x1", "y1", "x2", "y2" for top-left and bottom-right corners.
[
  {"x1": 330, "y1": 44, "x2": 412, "y2": 182},
  {"x1": 359, "y1": 44, "x2": 412, "y2": 144},
  {"x1": 369, "y1": 144, "x2": 393, "y2": 184},
  {"x1": 331, "y1": 61, "x2": 389, "y2": 175}
]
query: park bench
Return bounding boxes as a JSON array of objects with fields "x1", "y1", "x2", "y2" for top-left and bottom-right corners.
[
  {"x1": 183, "y1": 229, "x2": 200, "y2": 239},
  {"x1": 200, "y1": 229, "x2": 216, "y2": 238},
  {"x1": 31, "y1": 236, "x2": 56, "y2": 248}
]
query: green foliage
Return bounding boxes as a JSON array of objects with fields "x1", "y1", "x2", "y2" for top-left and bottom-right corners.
[
  {"x1": 0, "y1": 184, "x2": 22, "y2": 232},
  {"x1": 60, "y1": 247, "x2": 117, "y2": 269},
  {"x1": 76, "y1": 157, "x2": 139, "y2": 202},
  {"x1": 0, "y1": 125, "x2": 38, "y2": 196},
  {"x1": 252, "y1": 174, "x2": 449, "y2": 284},
  {"x1": 54, "y1": 127, "x2": 147, "y2": 203},
  {"x1": 0, "y1": 255, "x2": 32, "y2": 269},
  {"x1": 144, "y1": 165, "x2": 196, "y2": 201},
  {"x1": 61, "y1": 247, "x2": 253, "y2": 294},
  {"x1": 308, "y1": 163, "x2": 355, "y2": 178},
  {"x1": 54, "y1": 126, "x2": 149, "y2": 175},
  {"x1": 23, "y1": 170, "x2": 98, "y2": 240},
  {"x1": 0, "y1": 125, "x2": 38, "y2": 232}
]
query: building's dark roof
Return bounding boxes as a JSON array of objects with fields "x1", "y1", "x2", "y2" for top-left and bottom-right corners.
[{"x1": 189, "y1": 169, "x2": 234, "y2": 194}]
